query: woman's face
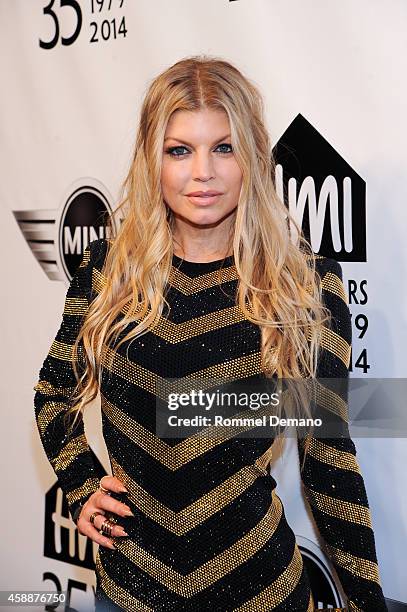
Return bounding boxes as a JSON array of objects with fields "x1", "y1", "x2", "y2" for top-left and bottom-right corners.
[{"x1": 161, "y1": 108, "x2": 243, "y2": 228}]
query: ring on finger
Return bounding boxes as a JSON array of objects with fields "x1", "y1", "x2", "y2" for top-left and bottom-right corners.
[
  {"x1": 99, "y1": 518, "x2": 115, "y2": 537},
  {"x1": 90, "y1": 511, "x2": 104, "y2": 525},
  {"x1": 99, "y1": 476, "x2": 110, "y2": 494}
]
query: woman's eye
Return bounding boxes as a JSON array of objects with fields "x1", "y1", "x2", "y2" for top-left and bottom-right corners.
[
  {"x1": 216, "y1": 143, "x2": 233, "y2": 154},
  {"x1": 165, "y1": 143, "x2": 233, "y2": 157},
  {"x1": 166, "y1": 146, "x2": 189, "y2": 157}
]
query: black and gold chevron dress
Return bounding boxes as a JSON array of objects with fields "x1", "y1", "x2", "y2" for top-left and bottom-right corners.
[{"x1": 33, "y1": 238, "x2": 387, "y2": 611}]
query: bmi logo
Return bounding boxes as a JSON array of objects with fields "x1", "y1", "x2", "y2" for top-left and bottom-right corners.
[
  {"x1": 13, "y1": 178, "x2": 115, "y2": 283},
  {"x1": 273, "y1": 114, "x2": 366, "y2": 262},
  {"x1": 43, "y1": 451, "x2": 106, "y2": 568}
]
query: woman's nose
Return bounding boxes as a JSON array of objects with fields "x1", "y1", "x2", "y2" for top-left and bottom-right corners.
[{"x1": 192, "y1": 152, "x2": 215, "y2": 181}]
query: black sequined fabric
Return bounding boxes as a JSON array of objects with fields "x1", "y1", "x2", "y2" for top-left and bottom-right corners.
[{"x1": 33, "y1": 238, "x2": 387, "y2": 611}]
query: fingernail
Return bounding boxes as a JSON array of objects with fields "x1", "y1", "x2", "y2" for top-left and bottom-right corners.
[
  {"x1": 119, "y1": 486, "x2": 128, "y2": 492},
  {"x1": 119, "y1": 530, "x2": 128, "y2": 536},
  {"x1": 124, "y1": 509, "x2": 135, "y2": 516}
]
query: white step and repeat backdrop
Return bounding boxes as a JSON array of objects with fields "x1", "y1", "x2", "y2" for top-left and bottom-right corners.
[{"x1": 1, "y1": 1, "x2": 406, "y2": 610}]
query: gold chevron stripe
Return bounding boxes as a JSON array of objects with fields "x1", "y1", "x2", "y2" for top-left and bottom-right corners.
[
  {"x1": 321, "y1": 271, "x2": 348, "y2": 304},
  {"x1": 314, "y1": 379, "x2": 349, "y2": 422},
  {"x1": 320, "y1": 326, "x2": 351, "y2": 368},
  {"x1": 92, "y1": 255, "x2": 238, "y2": 296},
  {"x1": 48, "y1": 339, "x2": 76, "y2": 362},
  {"x1": 304, "y1": 295, "x2": 351, "y2": 368},
  {"x1": 33, "y1": 380, "x2": 74, "y2": 397},
  {"x1": 44, "y1": 340, "x2": 263, "y2": 399},
  {"x1": 111, "y1": 455, "x2": 268, "y2": 535},
  {"x1": 95, "y1": 549, "x2": 153, "y2": 611},
  {"x1": 37, "y1": 400, "x2": 67, "y2": 435},
  {"x1": 169, "y1": 264, "x2": 239, "y2": 294},
  {"x1": 307, "y1": 589, "x2": 315, "y2": 612},
  {"x1": 101, "y1": 393, "x2": 209, "y2": 469},
  {"x1": 51, "y1": 434, "x2": 90, "y2": 473},
  {"x1": 93, "y1": 252, "x2": 227, "y2": 293},
  {"x1": 304, "y1": 488, "x2": 372, "y2": 529},
  {"x1": 92, "y1": 267, "x2": 108, "y2": 296},
  {"x1": 94, "y1": 264, "x2": 350, "y2": 367},
  {"x1": 92, "y1": 247, "x2": 329, "y2": 302},
  {"x1": 306, "y1": 437, "x2": 361, "y2": 474},
  {"x1": 64, "y1": 296, "x2": 88, "y2": 316},
  {"x1": 111, "y1": 489, "x2": 283, "y2": 595},
  {"x1": 100, "y1": 345, "x2": 264, "y2": 401},
  {"x1": 348, "y1": 599, "x2": 364, "y2": 611},
  {"x1": 327, "y1": 544, "x2": 382, "y2": 585},
  {"x1": 93, "y1": 268, "x2": 246, "y2": 344},
  {"x1": 307, "y1": 327, "x2": 351, "y2": 368},
  {"x1": 101, "y1": 393, "x2": 277, "y2": 470},
  {"x1": 144, "y1": 304, "x2": 247, "y2": 343},
  {"x1": 65, "y1": 477, "x2": 100, "y2": 506},
  {"x1": 234, "y1": 543, "x2": 304, "y2": 610}
]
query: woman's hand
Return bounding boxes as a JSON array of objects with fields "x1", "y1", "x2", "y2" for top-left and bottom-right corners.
[{"x1": 76, "y1": 476, "x2": 133, "y2": 549}]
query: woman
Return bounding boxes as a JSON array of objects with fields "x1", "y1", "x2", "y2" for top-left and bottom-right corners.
[{"x1": 33, "y1": 56, "x2": 387, "y2": 611}]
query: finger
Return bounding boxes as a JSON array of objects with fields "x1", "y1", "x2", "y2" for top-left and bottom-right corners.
[
  {"x1": 100, "y1": 475, "x2": 128, "y2": 493},
  {"x1": 96, "y1": 490, "x2": 135, "y2": 518},
  {"x1": 81, "y1": 521, "x2": 118, "y2": 550},
  {"x1": 94, "y1": 513, "x2": 128, "y2": 538}
]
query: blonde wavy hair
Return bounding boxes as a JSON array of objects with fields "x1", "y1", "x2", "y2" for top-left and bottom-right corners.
[{"x1": 66, "y1": 55, "x2": 332, "y2": 470}]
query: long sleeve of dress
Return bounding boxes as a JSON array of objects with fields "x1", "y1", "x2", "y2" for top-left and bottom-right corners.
[
  {"x1": 297, "y1": 257, "x2": 388, "y2": 611},
  {"x1": 33, "y1": 239, "x2": 105, "y2": 525}
]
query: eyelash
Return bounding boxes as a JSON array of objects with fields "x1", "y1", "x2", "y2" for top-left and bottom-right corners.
[{"x1": 165, "y1": 143, "x2": 233, "y2": 157}]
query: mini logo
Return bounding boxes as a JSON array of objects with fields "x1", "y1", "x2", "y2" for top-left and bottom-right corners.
[{"x1": 13, "y1": 178, "x2": 116, "y2": 283}]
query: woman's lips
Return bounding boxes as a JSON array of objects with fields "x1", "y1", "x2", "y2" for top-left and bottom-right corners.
[{"x1": 186, "y1": 194, "x2": 222, "y2": 206}]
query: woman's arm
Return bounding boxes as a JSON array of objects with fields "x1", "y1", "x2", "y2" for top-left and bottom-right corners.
[
  {"x1": 297, "y1": 257, "x2": 388, "y2": 611},
  {"x1": 33, "y1": 239, "x2": 106, "y2": 525}
]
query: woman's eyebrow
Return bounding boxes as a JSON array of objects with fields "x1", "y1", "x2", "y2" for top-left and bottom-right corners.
[{"x1": 163, "y1": 134, "x2": 231, "y2": 147}]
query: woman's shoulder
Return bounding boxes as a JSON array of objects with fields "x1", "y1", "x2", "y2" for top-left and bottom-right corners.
[
  {"x1": 87, "y1": 237, "x2": 112, "y2": 268},
  {"x1": 306, "y1": 254, "x2": 348, "y2": 309},
  {"x1": 308, "y1": 255, "x2": 352, "y2": 375},
  {"x1": 307, "y1": 253, "x2": 344, "y2": 283}
]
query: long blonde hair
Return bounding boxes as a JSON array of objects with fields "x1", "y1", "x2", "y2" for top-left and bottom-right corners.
[{"x1": 67, "y1": 55, "x2": 331, "y2": 469}]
